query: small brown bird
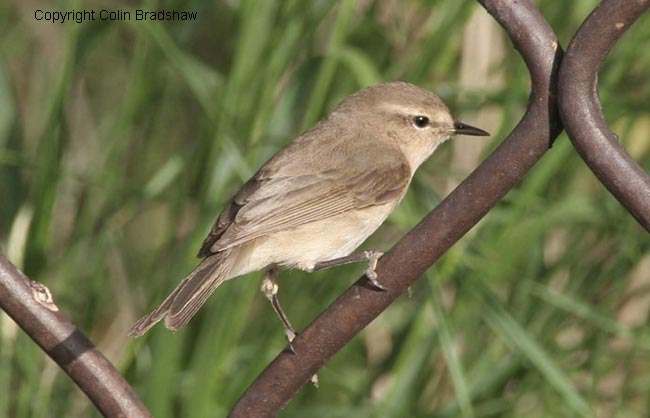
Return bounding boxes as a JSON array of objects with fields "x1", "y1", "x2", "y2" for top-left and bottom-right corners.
[{"x1": 129, "y1": 81, "x2": 488, "y2": 339}]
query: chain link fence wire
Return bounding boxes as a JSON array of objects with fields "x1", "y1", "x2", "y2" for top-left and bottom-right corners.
[{"x1": 0, "y1": 0, "x2": 648, "y2": 417}]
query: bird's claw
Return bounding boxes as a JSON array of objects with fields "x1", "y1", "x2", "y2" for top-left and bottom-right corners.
[
  {"x1": 285, "y1": 328, "x2": 298, "y2": 354},
  {"x1": 364, "y1": 250, "x2": 386, "y2": 290},
  {"x1": 284, "y1": 328, "x2": 319, "y2": 385},
  {"x1": 365, "y1": 269, "x2": 386, "y2": 290}
]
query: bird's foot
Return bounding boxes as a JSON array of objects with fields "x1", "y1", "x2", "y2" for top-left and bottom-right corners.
[
  {"x1": 285, "y1": 328, "x2": 297, "y2": 354},
  {"x1": 363, "y1": 250, "x2": 385, "y2": 290},
  {"x1": 284, "y1": 327, "x2": 318, "y2": 386}
]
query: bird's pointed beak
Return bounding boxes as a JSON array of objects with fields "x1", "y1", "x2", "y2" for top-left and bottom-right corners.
[{"x1": 452, "y1": 121, "x2": 490, "y2": 137}]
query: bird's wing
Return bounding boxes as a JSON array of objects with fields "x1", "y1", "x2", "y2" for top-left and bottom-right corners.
[{"x1": 197, "y1": 134, "x2": 410, "y2": 257}]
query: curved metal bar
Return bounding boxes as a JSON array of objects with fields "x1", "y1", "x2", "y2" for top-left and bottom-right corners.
[
  {"x1": 0, "y1": 255, "x2": 152, "y2": 418},
  {"x1": 558, "y1": 0, "x2": 650, "y2": 231},
  {"x1": 228, "y1": 1, "x2": 563, "y2": 416}
]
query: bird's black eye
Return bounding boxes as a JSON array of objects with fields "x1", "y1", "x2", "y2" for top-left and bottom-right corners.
[{"x1": 412, "y1": 115, "x2": 430, "y2": 128}]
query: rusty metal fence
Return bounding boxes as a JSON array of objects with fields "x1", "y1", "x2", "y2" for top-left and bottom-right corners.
[{"x1": 0, "y1": 0, "x2": 648, "y2": 417}]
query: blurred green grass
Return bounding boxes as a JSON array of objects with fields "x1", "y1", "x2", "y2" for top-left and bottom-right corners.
[{"x1": 1, "y1": 0, "x2": 649, "y2": 417}]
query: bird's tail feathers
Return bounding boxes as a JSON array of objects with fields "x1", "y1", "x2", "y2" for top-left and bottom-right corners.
[{"x1": 128, "y1": 248, "x2": 235, "y2": 337}]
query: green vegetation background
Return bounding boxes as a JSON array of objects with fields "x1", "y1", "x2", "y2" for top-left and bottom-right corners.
[{"x1": 1, "y1": 1, "x2": 649, "y2": 417}]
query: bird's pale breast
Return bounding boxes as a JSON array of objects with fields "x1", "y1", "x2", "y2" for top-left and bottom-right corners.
[{"x1": 227, "y1": 201, "x2": 398, "y2": 277}]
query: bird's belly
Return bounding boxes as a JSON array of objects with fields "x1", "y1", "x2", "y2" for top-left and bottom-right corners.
[{"x1": 237, "y1": 203, "x2": 396, "y2": 273}]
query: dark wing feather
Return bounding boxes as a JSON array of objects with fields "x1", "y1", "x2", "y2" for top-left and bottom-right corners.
[{"x1": 197, "y1": 177, "x2": 259, "y2": 257}]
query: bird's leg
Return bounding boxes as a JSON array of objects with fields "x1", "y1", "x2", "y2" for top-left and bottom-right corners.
[
  {"x1": 261, "y1": 268, "x2": 297, "y2": 349},
  {"x1": 312, "y1": 250, "x2": 385, "y2": 290},
  {"x1": 260, "y1": 268, "x2": 320, "y2": 386}
]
